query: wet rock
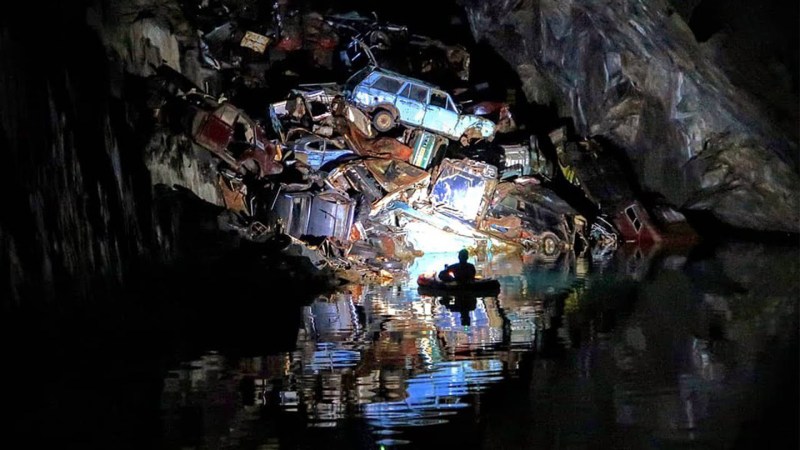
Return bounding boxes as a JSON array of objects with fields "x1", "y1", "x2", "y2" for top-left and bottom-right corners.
[
  {"x1": 461, "y1": 0, "x2": 799, "y2": 233},
  {"x1": 684, "y1": 133, "x2": 800, "y2": 232}
]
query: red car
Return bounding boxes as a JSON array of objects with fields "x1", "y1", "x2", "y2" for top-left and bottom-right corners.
[{"x1": 191, "y1": 101, "x2": 283, "y2": 178}]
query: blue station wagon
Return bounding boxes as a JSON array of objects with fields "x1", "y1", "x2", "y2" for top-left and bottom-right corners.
[{"x1": 344, "y1": 67, "x2": 495, "y2": 142}]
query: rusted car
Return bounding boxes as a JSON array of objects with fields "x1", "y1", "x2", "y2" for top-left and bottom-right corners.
[
  {"x1": 551, "y1": 132, "x2": 697, "y2": 245},
  {"x1": 344, "y1": 66, "x2": 495, "y2": 142},
  {"x1": 285, "y1": 134, "x2": 354, "y2": 170},
  {"x1": 325, "y1": 157, "x2": 430, "y2": 215},
  {"x1": 344, "y1": 122, "x2": 413, "y2": 161},
  {"x1": 482, "y1": 182, "x2": 587, "y2": 255},
  {"x1": 456, "y1": 136, "x2": 554, "y2": 181},
  {"x1": 426, "y1": 158, "x2": 586, "y2": 255},
  {"x1": 429, "y1": 158, "x2": 498, "y2": 225},
  {"x1": 269, "y1": 85, "x2": 340, "y2": 139},
  {"x1": 190, "y1": 96, "x2": 283, "y2": 178}
]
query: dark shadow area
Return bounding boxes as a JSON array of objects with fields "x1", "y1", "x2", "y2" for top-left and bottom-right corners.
[
  {"x1": 683, "y1": 209, "x2": 800, "y2": 245},
  {"x1": 687, "y1": 0, "x2": 799, "y2": 142}
]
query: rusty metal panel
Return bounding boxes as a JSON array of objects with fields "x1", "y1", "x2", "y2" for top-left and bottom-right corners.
[
  {"x1": 613, "y1": 201, "x2": 662, "y2": 245},
  {"x1": 218, "y1": 174, "x2": 248, "y2": 214},
  {"x1": 273, "y1": 191, "x2": 313, "y2": 238},
  {"x1": 240, "y1": 31, "x2": 271, "y2": 53},
  {"x1": 363, "y1": 159, "x2": 429, "y2": 193},
  {"x1": 307, "y1": 191, "x2": 356, "y2": 241},
  {"x1": 344, "y1": 164, "x2": 383, "y2": 204}
]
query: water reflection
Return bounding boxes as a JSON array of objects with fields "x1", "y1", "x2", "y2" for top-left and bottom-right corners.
[{"x1": 160, "y1": 242, "x2": 799, "y2": 449}]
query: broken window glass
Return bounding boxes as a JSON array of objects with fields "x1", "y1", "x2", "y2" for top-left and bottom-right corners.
[{"x1": 429, "y1": 91, "x2": 448, "y2": 108}]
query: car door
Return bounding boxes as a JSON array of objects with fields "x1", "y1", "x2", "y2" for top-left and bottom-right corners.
[
  {"x1": 394, "y1": 82, "x2": 428, "y2": 126},
  {"x1": 421, "y1": 90, "x2": 459, "y2": 138}
]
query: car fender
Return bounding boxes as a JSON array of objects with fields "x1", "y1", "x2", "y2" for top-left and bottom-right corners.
[
  {"x1": 365, "y1": 102, "x2": 399, "y2": 120},
  {"x1": 455, "y1": 115, "x2": 496, "y2": 140}
]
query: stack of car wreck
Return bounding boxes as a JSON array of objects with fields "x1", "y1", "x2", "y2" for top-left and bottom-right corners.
[{"x1": 150, "y1": 10, "x2": 698, "y2": 283}]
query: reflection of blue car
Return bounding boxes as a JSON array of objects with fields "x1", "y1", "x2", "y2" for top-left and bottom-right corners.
[{"x1": 344, "y1": 66, "x2": 495, "y2": 142}]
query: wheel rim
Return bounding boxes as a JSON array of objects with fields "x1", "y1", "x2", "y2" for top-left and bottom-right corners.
[
  {"x1": 375, "y1": 113, "x2": 392, "y2": 130},
  {"x1": 543, "y1": 236, "x2": 557, "y2": 255}
]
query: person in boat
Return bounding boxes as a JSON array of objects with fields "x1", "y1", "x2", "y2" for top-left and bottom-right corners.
[{"x1": 438, "y1": 249, "x2": 476, "y2": 283}]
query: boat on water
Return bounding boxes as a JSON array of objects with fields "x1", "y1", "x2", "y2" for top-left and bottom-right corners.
[{"x1": 416, "y1": 274, "x2": 501, "y2": 296}]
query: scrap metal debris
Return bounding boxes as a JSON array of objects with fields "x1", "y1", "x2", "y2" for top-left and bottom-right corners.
[{"x1": 142, "y1": 3, "x2": 698, "y2": 283}]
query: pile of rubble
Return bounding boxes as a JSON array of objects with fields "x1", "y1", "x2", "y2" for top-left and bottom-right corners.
[{"x1": 144, "y1": 5, "x2": 699, "y2": 284}]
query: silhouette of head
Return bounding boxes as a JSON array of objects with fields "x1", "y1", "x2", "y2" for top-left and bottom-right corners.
[{"x1": 458, "y1": 249, "x2": 469, "y2": 263}]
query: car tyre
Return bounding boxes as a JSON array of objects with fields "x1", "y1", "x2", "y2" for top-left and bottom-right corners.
[
  {"x1": 540, "y1": 232, "x2": 560, "y2": 256},
  {"x1": 372, "y1": 109, "x2": 395, "y2": 132}
]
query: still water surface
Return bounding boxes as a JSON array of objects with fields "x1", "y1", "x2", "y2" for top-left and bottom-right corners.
[{"x1": 159, "y1": 242, "x2": 798, "y2": 449}]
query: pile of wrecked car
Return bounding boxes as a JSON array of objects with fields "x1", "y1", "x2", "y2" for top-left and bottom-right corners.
[{"x1": 145, "y1": 6, "x2": 697, "y2": 285}]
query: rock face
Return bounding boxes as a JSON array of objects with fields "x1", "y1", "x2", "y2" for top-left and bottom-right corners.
[
  {"x1": 0, "y1": 0, "x2": 211, "y2": 309},
  {"x1": 461, "y1": 0, "x2": 799, "y2": 233},
  {"x1": 86, "y1": 0, "x2": 218, "y2": 93},
  {"x1": 0, "y1": 9, "x2": 158, "y2": 308}
]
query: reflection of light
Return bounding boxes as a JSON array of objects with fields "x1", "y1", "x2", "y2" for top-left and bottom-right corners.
[
  {"x1": 305, "y1": 296, "x2": 360, "y2": 339},
  {"x1": 418, "y1": 337, "x2": 434, "y2": 366},
  {"x1": 363, "y1": 360, "x2": 504, "y2": 428},
  {"x1": 402, "y1": 218, "x2": 476, "y2": 253},
  {"x1": 504, "y1": 307, "x2": 538, "y2": 348},
  {"x1": 434, "y1": 298, "x2": 504, "y2": 351},
  {"x1": 305, "y1": 342, "x2": 361, "y2": 372},
  {"x1": 408, "y1": 253, "x2": 463, "y2": 281}
]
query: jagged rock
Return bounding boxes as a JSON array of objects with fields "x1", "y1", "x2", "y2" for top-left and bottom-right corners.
[
  {"x1": 462, "y1": 0, "x2": 799, "y2": 233},
  {"x1": 87, "y1": 0, "x2": 219, "y2": 95},
  {"x1": 145, "y1": 132, "x2": 224, "y2": 208}
]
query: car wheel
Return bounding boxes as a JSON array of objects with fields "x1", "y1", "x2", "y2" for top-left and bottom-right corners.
[
  {"x1": 540, "y1": 232, "x2": 560, "y2": 256},
  {"x1": 372, "y1": 109, "x2": 395, "y2": 133}
]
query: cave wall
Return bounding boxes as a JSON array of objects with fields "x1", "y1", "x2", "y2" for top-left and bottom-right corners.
[
  {"x1": 461, "y1": 0, "x2": 799, "y2": 233},
  {"x1": 2, "y1": 0, "x2": 797, "y2": 310},
  {"x1": 0, "y1": 1, "x2": 198, "y2": 310},
  {"x1": 0, "y1": 5, "x2": 154, "y2": 309}
]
